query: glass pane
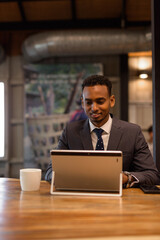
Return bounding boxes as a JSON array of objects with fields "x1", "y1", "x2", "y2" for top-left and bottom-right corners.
[
  {"x1": 0, "y1": 82, "x2": 4, "y2": 157},
  {"x1": 23, "y1": 63, "x2": 103, "y2": 177}
]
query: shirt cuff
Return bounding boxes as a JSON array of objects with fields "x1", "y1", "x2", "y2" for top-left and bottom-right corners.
[{"x1": 130, "y1": 174, "x2": 139, "y2": 187}]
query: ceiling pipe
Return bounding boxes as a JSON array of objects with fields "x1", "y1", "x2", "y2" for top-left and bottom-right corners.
[{"x1": 22, "y1": 28, "x2": 152, "y2": 62}]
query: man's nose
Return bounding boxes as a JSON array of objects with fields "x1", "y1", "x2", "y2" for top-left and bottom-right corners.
[{"x1": 91, "y1": 102, "x2": 98, "y2": 111}]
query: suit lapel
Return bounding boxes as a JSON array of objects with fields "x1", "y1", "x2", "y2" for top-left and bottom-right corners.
[
  {"x1": 80, "y1": 119, "x2": 93, "y2": 150},
  {"x1": 107, "y1": 118, "x2": 123, "y2": 150}
]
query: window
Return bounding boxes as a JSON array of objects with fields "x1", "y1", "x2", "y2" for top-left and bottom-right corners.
[{"x1": 0, "y1": 82, "x2": 4, "y2": 158}]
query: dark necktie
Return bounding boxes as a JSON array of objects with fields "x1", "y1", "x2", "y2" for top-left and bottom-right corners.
[{"x1": 93, "y1": 128, "x2": 104, "y2": 150}]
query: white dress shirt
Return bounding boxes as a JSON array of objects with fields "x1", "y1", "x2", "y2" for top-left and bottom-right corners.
[{"x1": 89, "y1": 114, "x2": 112, "y2": 150}]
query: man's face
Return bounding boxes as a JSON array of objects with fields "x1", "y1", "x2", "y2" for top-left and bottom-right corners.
[{"x1": 81, "y1": 85, "x2": 115, "y2": 127}]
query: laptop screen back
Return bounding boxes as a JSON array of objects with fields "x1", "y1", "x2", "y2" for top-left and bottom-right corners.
[{"x1": 51, "y1": 150, "x2": 122, "y2": 193}]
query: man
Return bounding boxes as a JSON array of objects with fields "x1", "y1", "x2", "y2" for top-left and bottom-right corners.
[{"x1": 45, "y1": 75, "x2": 160, "y2": 187}]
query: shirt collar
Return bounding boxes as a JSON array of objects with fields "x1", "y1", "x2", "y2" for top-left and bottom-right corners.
[{"x1": 89, "y1": 114, "x2": 112, "y2": 134}]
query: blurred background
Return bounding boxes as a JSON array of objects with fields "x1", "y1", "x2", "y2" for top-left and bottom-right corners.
[{"x1": 0, "y1": 0, "x2": 154, "y2": 178}]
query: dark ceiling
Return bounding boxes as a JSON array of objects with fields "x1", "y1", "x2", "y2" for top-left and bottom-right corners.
[{"x1": 0, "y1": 0, "x2": 151, "y2": 30}]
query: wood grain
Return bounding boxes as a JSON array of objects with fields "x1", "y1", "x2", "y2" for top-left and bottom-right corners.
[{"x1": 0, "y1": 178, "x2": 160, "y2": 240}]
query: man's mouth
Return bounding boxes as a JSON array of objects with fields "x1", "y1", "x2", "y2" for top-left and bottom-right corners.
[{"x1": 90, "y1": 113, "x2": 101, "y2": 118}]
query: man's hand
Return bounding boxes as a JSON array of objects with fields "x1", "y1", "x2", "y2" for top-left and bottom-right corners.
[
  {"x1": 123, "y1": 172, "x2": 128, "y2": 184},
  {"x1": 123, "y1": 172, "x2": 135, "y2": 186}
]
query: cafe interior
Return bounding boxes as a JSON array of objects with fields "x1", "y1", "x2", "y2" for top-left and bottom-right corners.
[{"x1": 0, "y1": 0, "x2": 160, "y2": 239}]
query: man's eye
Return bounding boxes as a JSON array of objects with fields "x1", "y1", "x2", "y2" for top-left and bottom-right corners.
[
  {"x1": 97, "y1": 100, "x2": 105, "y2": 105},
  {"x1": 86, "y1": 101, "x2": 92, "y2": 105}
]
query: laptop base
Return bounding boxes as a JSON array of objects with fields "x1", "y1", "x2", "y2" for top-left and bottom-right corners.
[{"x1": 50, "y1": 171, "x2": 122, "y2": 197}]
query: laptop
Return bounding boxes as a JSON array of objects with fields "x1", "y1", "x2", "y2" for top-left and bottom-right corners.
[{"x1": 50, "y1": 150, "x2": 123, "y2": 197}]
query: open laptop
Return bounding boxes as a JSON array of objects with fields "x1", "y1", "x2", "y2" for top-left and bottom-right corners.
[{"x1": 50, "y1": 150, "x2": 123, "y2": 197}]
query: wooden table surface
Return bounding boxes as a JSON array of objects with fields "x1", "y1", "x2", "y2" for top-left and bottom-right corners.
[{"x1": 0, "y1": 178, "x2": 160, "y2": 240}]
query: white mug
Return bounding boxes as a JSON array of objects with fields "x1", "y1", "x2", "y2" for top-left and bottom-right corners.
[{"x1": 20, "y1": 168, "x2": 42, "y2": 191}]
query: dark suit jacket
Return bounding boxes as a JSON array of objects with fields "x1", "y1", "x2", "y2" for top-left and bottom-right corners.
[{"x1": 45, "y1": 117, "x2": 160, "y2": 185}]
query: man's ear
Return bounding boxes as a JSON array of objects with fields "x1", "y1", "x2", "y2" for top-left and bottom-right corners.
[
  {"x1": 110, "y1": 95, "x2": 115, "y2": 108},
  {"x1": 81, "y1": 96, "x2": 84, "y2": 109}
]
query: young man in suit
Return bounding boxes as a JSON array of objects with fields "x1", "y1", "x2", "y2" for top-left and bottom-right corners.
[{"x1": 45, "y1": 75, "x2": 160, "y2": 187}]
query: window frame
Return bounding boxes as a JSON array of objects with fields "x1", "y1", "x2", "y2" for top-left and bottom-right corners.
[{"x1": 0, "y1": 80, "x2": 8, "y2": 161}]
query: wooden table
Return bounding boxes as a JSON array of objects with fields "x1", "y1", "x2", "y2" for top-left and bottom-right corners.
[{"x1": 1, "y1": 178, "x2": 160, "y2": 240}]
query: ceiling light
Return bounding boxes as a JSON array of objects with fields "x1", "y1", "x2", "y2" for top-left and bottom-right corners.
[{"x1": 139, "y1": 73, "x2": 148, "y2": 79}]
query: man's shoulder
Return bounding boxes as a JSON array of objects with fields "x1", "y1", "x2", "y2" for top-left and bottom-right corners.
[
  {"x1": 66, "y1": 119, "x2": 88, "y2": 130},
  {"x1": 113, "y1": 117, "x2": 141, "y2": 131}
]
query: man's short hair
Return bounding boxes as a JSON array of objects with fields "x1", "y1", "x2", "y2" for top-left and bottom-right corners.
[{"x1": 82, "y1": 75, "x2": 112, "y2": 96}]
